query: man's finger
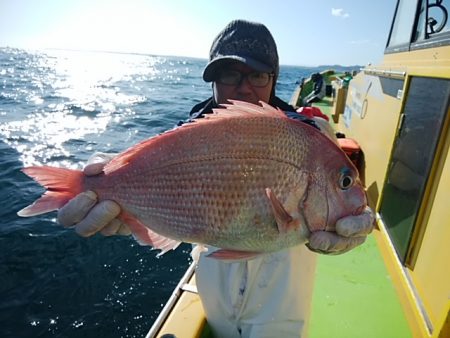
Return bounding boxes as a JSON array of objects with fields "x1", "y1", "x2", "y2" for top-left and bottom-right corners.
[
  {"x1": 100, "y1": 219, "x2": 123, "y2": 236},
  {"x1": 99, "y1": 219, "x2": 131, "y2": 236},
  {"x1": 84, "y1": 152, "x2": 117, "y2": 176},
  {"x1": 84, "y1": 162, "x2": 106, "y2": 176},
  {"x1": 75, "y1": 201, "x2": 121, "y2": 237},
  {"x1": 335, "y1": 207, "x2": 375, "y2": 237},
  {"x1": 117, "y1": 223, "x2": 132, "y2": 236},
  {"x1": 57, "y1": 191, "x2": 98, "y2": 227},
  {"x1": 307, "y1": 231, "x2": 366, "y2": 255}
]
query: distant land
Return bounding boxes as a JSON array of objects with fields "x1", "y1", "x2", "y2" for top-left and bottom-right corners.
[
  {"x1": 317, "y1": 64, "x2": 363, "y2": 71},
  {"x1": 282, "y1": 64, "x2": 363, "y2": 72}
]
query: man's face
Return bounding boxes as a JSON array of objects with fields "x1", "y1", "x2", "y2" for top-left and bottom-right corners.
[{"x1": 212, "y1": 62, "x2": 274, "y2": 105}]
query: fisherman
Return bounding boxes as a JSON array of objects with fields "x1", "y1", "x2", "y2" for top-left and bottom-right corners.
[
  {"x1": 57, "y1": 20, "x2": 374, "y2": 338},
  {"x1": 302, "y1": 72, "x2": 326, "y2": 106}
]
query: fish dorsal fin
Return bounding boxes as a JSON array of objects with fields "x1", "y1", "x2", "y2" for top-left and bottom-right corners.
[
  {"x1": 103, "y1": 100, "x2": 286, "y2": 174},
  {"x1": 211, "y1": 100, "x2": 286, "y2": 119},
  {"x1": 103, "y1": 137, "x2": 163, "y2": 174}
]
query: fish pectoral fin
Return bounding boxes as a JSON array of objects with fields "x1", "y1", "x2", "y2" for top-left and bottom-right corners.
[
  {"x1": 120, "y1": 213, "x2": 181, "y2": 256},
  {"x1": 207, "y1": 249, "x2": 261, "y2": 261},
  {"x1": 265, "y1": 188, "x2": 301, "y2": 233}
]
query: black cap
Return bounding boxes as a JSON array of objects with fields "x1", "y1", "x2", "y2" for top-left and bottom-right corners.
[{"x1": 203, "y1": 20, "x2": 279, "y2": 82}]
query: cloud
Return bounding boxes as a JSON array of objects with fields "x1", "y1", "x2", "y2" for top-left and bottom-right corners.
[{"x1": 331, "y1": 8, "x2": 350, "y2": 18}]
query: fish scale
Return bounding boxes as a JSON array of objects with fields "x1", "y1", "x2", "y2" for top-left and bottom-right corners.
[{"x1": 102, "y1": 161, "x2": 294, "y2": 254}]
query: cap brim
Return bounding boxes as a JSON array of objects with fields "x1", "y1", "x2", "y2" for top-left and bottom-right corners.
[{"x1": 203, "y1": 56, "x2": 273, "y2": 82}]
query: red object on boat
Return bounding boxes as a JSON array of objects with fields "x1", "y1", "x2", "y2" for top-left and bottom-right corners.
[
  {"x1": 296, "y1": 106, "x2": 329, "y2": 121},
  {"x1": 337, "y1": 138, "x2": 361, "y2": 168}
]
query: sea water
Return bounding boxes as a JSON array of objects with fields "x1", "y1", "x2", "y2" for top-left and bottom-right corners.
[{"x1": 0, "y1": 47, "x2": 344, "y2": 337}]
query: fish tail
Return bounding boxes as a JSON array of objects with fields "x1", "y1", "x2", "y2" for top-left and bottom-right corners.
[{"x1": 18, "y1": 166, "x2": 84, "y2": 217}]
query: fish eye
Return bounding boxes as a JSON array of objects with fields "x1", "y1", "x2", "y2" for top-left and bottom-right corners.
[{"x1": 339, "y1": 168, "x2": 354, "y2": 190}]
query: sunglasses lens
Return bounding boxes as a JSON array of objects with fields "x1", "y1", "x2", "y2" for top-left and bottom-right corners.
[
  {"x1": 248, "y1": 72, "x2": 270, "y2": 87},
  {"x1": 216, "y1": 70, "x2": 272, "y2": 87},
  {"x1": 218, "y1": 70, "x2": 241, "y2": 85}
]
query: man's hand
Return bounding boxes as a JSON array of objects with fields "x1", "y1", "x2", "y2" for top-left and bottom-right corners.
[
  {"x1": 57, "y1": 153, "x2": 131, "y2": 237},
  {"x1": 306, "y1": 207, "x2": 374, "y2": 255}
]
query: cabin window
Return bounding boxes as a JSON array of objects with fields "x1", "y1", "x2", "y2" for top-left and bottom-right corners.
[
  {"x1": 426, "y1": 0, "x2": 450, "y2": 36},
  {"x1": 387, "y1": 0, "x2": 450, "y2": 52},
  {"x1": 379, "y1": 76, "x2": 450, "y2": 262},
  {"x1": 414, "y1": 0, "x2": 450, "y2": 41},
  {"x1": 387, "y1": 0, "x2": 419, "y2": 49}
]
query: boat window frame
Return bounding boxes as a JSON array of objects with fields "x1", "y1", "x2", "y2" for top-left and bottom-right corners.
[
  {"x1": 378, "y1": 76, "x2": 450, "y2": 265},
  {"x1": 385, "y1": 0, "x2": 450, "y2": 54}
]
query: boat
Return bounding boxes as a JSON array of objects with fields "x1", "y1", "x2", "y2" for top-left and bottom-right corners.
[{"x1": 147, "y1": 0, "x2": 449, "y2": 337}]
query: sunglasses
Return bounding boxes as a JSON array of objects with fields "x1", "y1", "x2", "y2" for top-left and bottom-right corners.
[{"x1": 215, "y1": 70, "x2": 274, "y2": 87}]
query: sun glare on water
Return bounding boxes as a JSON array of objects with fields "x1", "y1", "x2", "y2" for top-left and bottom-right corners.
[{"x1": 0, "y1": 49, "x2": 165, "y2": 168}]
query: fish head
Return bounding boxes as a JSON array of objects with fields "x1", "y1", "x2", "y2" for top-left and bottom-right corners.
[
  {"x1": 323, "y1": 164, "x2": 367, "y2": 231},
  {"x1": 301, "y1": 150, "x2": 367, "y2": 232}
]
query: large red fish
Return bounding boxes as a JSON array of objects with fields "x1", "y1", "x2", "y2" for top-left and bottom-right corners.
[{"x1": 18, "y1": 100, "x2": 366, "y2": 259}]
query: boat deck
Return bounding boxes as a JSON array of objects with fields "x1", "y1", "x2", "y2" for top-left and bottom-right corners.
[
  {"x1": 153, "y1": 235, "x2": 413, "y2": 338},
  {"x1": 309, "y1": 235, "x2": 412, "y2": 337}
]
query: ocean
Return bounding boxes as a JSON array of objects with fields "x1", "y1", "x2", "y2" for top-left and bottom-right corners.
[{"x1": 0, "y1": 47, "x2": 340, "y2": 338}]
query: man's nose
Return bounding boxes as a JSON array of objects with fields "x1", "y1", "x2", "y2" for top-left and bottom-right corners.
[{"x1": 236, "y1": 77, "x2": 253, "y2": 92}]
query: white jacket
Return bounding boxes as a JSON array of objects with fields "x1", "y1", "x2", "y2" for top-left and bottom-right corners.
[{"x1": 196, "y1": 245, "x2": 317, "y2": 338}]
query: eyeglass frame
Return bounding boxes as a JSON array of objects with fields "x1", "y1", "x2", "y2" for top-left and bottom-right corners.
[{"x1": 214, "y1": 69, "x2": 274, "y2": 88}]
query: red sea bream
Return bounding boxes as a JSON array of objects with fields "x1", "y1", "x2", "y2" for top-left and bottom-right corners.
[{"x1": 18, "y1": 100, "x2": 367, "y2": 259}]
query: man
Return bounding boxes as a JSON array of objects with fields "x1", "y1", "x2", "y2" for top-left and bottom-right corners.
[
  {"x1": 302, "y1": 73, "x2": 326, "y2": 106},
  {"x1": 57, "y1": 20, "x2": 374, "y2": 338}
]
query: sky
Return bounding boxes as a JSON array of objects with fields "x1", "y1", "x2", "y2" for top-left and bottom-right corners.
[{"x1": 0, "y1": 0, "x2": 397, "y2": 66}]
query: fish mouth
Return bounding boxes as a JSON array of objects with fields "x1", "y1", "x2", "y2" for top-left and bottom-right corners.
[{"x1": 352, "y1": 205, "x2": 366, "y2": 216}]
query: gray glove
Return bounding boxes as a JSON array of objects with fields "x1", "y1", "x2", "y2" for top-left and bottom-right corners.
[
  {"x1": 306, "y1": 207, "x2": 375, "y2": 255},
  {"x1": 57, "y1": 153, "x2": 131, "y2": 237}
]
